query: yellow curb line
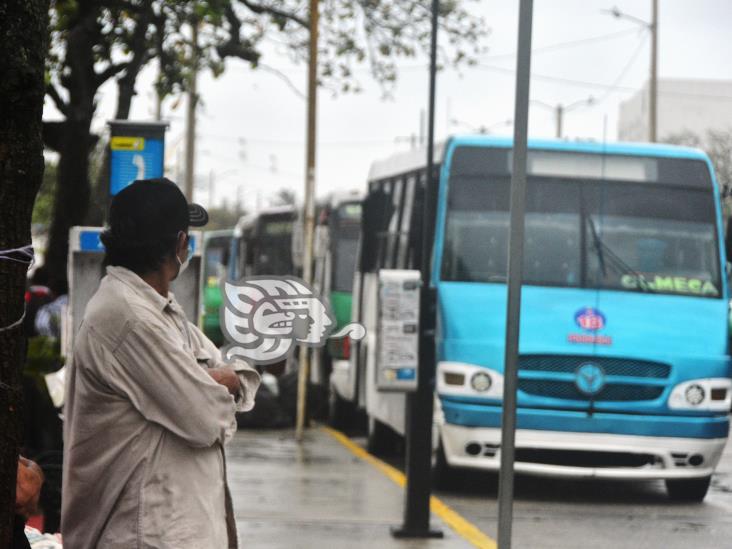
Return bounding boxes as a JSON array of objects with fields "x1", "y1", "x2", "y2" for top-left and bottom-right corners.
[{"x1": 321, "y1": 426, "x2": 497, "y2": 549}]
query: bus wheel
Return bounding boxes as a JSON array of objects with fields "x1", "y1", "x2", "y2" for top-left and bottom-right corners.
[
  {"x1": 432, "y1": 440, "x2": 461, "y2": 490},
  {"x1": 367, "y1": 416, "x2": 398, "y2": 456},
  {"x1": 665, "y1": 476, "x2": 711, "y2": 502},
  {"x1": 328, "y1": 388, "x2": 354, "y2": 431}
]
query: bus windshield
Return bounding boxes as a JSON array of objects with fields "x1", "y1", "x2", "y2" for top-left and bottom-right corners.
[
  {"x1": 441, "y1": 157, "x2": 721, "y2": 298},
  {"x1": 331, "y1": 201, "x2": 362, "y2": 293},
  {"x1": 204, "y1": 236, "x2": 231, "y2": 281},
  {"x1": 256, "y1": 216, "x2": 294, "y2": 276}
]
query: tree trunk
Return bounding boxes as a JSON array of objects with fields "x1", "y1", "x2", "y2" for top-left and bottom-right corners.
[
  {"x1": 45, "y1": 12, "x2": 99, "y2": 287},
  {"x1": 85, "y1": 72, "x2": 139, "y2": 227},
  {"x1": 46, "y1": 117, "x2": 94, "y2": 281},
  {"x1": 86, "y1": 10, "x2": 153, "y2": 228},
  {"x1": 0, "y1": 0, "x2": 49, "y2": 544}
]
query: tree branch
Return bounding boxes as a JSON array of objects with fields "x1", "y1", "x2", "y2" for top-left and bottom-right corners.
[
  {"x1": 217, "y1": 5, "x2": 261, "y2": 64},
  {"x1": 95, "y1": 61, "x2": 130, "y2": 87},
  {"x1": 258, "y1": 64, "x2": 306, "y2": 100},
  {"x1": 45, "y1": 84, "x2": 70, "y2": 117},
  {"x1": 240, "y1": 0, "x2": 308, "y2": 29}
]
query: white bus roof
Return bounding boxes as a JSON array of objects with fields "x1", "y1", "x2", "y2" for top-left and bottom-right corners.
[
  {"x1": 234, "y1": 205, "x2": 296, "y2": 235},
  {"x1": 367, "y1": 141, "x2": 447, "y2": 182}
]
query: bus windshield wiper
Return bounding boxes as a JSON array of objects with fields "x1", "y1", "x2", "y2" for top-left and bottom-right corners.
[
  {"x1": 586, "y1": 215, "x2": 655, "y2": 293},
  {"x1": 587, "y1": 215, "x2": 607, "y2": 278}
]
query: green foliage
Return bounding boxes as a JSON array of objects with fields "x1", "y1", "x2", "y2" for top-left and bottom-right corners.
[
  {"x1": 273, "y1": 187, "x2": 296, "y2": 206},
  {"x1": 32, "y1": 161, "x2": 57, "y2": 228},
  {"x1": 47, "y1": 0, "x2": 488, "y2": 109},
  {"x1": 24, "y1": 336, "x2": 63, "y2": 396}
]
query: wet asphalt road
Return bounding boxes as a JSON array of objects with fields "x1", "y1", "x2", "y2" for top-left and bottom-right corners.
[
  {"x1": 227, "y1": 429, "x2": 469, "y2": 548},
  {"x1": 228, "y1": 427, "x2": 732, "y2": 548},
  {"x1": 366, "y1": 431, "x2": 732, "y2": 549}
]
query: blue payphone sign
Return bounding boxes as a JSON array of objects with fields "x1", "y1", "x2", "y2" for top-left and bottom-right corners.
[{"x1": 109, "y1": 135, "x2": 165, "y2": 196}]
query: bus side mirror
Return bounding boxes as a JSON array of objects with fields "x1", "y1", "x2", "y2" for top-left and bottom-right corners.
[{"x1": 726, "y1": 221, "x2": 732, "y2": 264}]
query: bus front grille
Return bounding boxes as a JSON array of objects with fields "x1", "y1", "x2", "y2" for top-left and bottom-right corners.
[
  {"x1": 514, "y1": 448, "x2": 661, "y2": 468},
  {"x1": 520, "y1": 355, "x2": 671, "y2": 379},
  {"x1": 518, "y1": 380, "x2": 665, "y2": 402}
]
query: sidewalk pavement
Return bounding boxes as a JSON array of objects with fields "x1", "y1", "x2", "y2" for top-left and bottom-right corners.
[{"x1": 226, "y1": 427, "x2": 494, "y2": 548}]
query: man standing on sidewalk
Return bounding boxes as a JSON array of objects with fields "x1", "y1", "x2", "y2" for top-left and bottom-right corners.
[{"x1": 62, "y1": 179, "x2": 260, "y2": 548}]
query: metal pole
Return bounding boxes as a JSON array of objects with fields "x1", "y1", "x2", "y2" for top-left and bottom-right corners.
[
  {"x1": 649, "y1": 0, "x2": 658, "y2": 142},
  {"x1": 419, "y1": 109, "x2": 426, "y2": 146},
  {"x1": 392, "y1": 0, "x2": 442, "y2": 539},
  {"x1": 184, "y1": 20, "x2": 198, "y2": 201},
  {"x1": 497, "y1": 0, "x2": 533, "y2": 547},
  {"x1": 555, "y1": 104, "x2": 563, "y2": 139},
  {"x1": 295, "y1": 0, "x2": 319, "y2": 442}
]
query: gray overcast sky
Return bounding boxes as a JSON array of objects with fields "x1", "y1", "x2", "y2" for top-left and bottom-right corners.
[{"x1": 46, "y1": 0, "x2": 732, "y2": 212}]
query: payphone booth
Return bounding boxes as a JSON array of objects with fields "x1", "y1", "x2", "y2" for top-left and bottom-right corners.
[{"x1": 64, "y1": 226, "x2": 203, "y2": 359}]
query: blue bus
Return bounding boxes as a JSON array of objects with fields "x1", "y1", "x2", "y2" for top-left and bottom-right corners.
[{"x1": 344, "y1": 135, "x2": 731, "y2": 501}]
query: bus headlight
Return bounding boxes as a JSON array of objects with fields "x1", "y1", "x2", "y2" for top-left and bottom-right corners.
[
  {"x1": 470, "y1": 372, "x2": 492, "y2": 392},
  {"x1": 437, "y1": 362, "x2": 503, "y2": 399},
  {"x1": 684, "y1": 384, "x2": 705, "y2": 406},
  {"x1": 668, "y1": 378, "x2": 731, "y2": 411}
]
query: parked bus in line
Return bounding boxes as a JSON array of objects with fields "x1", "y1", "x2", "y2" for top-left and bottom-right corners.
[
  {"x1": 343, "y1": 135, "x2": 731, "y2": 501},
  {"x1": 200, "y1": 229, "x2": 234, "y2": 346},
  {"x1": 296, "y1": 192, "x2": 363, "y2": 420},
  {"x1": 229, "y1": 206, "x2": 298, "y2": 281}
]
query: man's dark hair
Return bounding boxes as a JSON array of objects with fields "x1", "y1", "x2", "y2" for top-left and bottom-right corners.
[
  {"x1": 100, "y1": 230, "x2": 179, "y2": 275},
  {"x1": 100, "y1": 178, "x2": 207, "y2": 275}
]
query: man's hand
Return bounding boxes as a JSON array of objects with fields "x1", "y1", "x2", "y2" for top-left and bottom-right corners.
[
  {"x1": 16, "y1": 456, "x2": 43, "y2": 517},
  {"x1": 207, "y1": 367, "x2": 241, "y2": 396}
]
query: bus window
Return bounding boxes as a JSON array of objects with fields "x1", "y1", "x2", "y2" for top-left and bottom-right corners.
[
  {"x1": 441, "y1": 164, "x2": 720, "y2": 297},
  {"x1": 330, "y1": 201, "x2": 362, "y2": 292},
  {"x1": 396, "y1": 177, "x2": 416, "y2": 269},
  {"x1": 361, "y1": 186, "x2": 392, "y2": 273}
]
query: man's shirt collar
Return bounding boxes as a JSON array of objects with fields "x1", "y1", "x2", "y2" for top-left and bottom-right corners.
[{"x1": 106, "y1": 265, "x2": 175, "y2": 312}]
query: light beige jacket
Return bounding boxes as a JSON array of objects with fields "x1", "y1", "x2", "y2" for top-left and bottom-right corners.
[{"x1": 62, "y1": 266, "x2": 260, "y2": 548}]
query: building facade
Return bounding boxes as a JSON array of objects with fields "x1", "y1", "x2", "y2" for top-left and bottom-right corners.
[{"x1": 618, "y1": 79, "x2": 732, "y2": 142}]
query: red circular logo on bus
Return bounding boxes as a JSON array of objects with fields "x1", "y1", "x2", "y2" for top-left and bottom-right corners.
[{"x1": 575, "y1": 308, "x2": 606, "y2": 332}]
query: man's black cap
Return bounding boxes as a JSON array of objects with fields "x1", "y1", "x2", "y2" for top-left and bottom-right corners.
[{"x1": 109, "y1": 178, "x2": 208, "y2": 241}]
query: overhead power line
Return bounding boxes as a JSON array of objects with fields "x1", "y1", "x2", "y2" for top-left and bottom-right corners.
[
  {"x1": 475, "y1": 63, "x2": 732, "y2": 102},
  {"x1": 593, "y1": 34, "x2": 649, "y2": 105},
  {"x1": 481, "y1": 27, "x2": 643, "y2": 60},
  {"x1": 197, "y1": 133, "x2": 398, "y2": 147}
]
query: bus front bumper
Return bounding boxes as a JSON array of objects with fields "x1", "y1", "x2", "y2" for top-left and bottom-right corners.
[
  {"x1": 438, "y1": 402, "x2": 729, "y2": 480},
  {"x1": 440, "y1": 423, "x2": 726, "y2": 479}
]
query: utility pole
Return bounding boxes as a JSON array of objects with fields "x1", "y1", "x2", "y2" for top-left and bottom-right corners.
[
  {"x1": 295, "y1": 0, "x2": 319, "y2": 442},
  {"x1": 649, "y1": 0, "x2": 658, "y2": 142},
  {"x1": 184, "y1": 20, "x2": 199, "y2": 202},
  {"x1": 555, "y1": 104, "x2": 563, "y2": 139},
  {"x1": 419, "y1": 109, "x2": 426, "y2": 146},
  {"x1": 497, "y1": 0, "x2": 533, "y2": 547},
  {"x1": 392, "y1": 0, "x2": 442, "y2": 540},
  {"x1": 530, "y1": 97, "x2": 592, "y2": 139},
  {"x1": 607, "y1": 4, "x2": 657, "y2": 141}
]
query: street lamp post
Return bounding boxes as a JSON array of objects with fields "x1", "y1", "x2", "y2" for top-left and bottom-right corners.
[
  {"x1": 450, "y1": 118, "x2": 513, "y2": 135},
  {"x1": 530, "y1": 97, "x2": 594, "y2": 139},
  {"x1": 607, "y1": 2, "x2": 658, "y2": 142}
]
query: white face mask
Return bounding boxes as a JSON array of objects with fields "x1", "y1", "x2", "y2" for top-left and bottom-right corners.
[
  {"x1": 176, "y1": 253, "x2": 190, "y2": 275},
  {"x1": 176, "y1": 231, "x2": 190, "y2": 274}
]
